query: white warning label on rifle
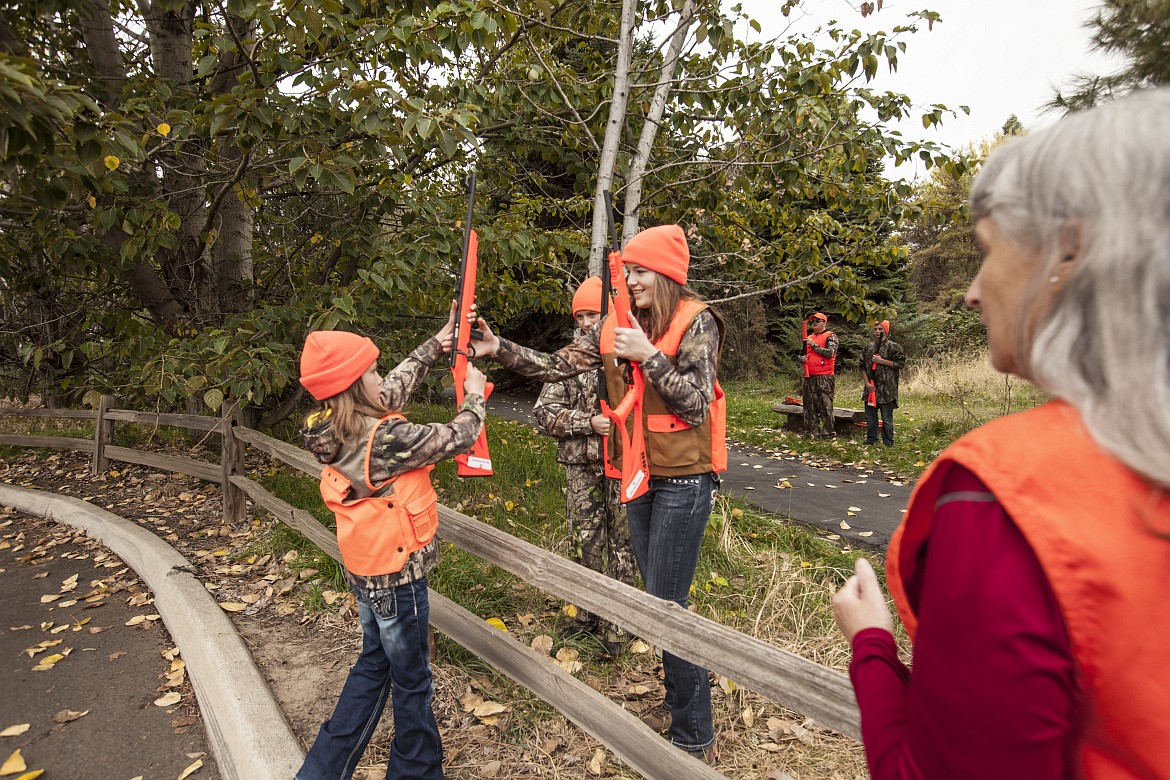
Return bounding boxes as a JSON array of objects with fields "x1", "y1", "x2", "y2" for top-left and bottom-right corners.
[
  {"x1": 466, "y1": 456, "x2": 492, "y2": 470},
  {"x1": 625, "y1": 470, "x2": 646, "y2": 499}
]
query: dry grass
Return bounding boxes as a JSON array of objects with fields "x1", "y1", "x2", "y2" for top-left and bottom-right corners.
[{"x1": 901, "y1": 348, "x2": 1047, "y2": 421}]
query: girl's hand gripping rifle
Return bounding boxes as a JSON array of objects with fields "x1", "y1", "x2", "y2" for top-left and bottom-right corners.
[
  {"x1": 451, "y1": 172, "x2": 493, "y2": 476},
  {"x1": 599, "y1": 191, "x2": 649, "y2": 502}
]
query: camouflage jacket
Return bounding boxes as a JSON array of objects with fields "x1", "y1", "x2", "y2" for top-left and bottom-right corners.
[
  {"x1": 533, "y1": 335, "x2": 604, "y2": 465},
  {"x1": 859, "y1": 337, "x2": 906, "y2": 406},
  {"x1": 495, "y1": 309, "x2": 721, "y2": 428},
  {"x1": 301, "y1": 337, "x2": 485, "y2": 591}
]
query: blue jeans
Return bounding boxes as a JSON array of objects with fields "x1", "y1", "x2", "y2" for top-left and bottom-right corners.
[
  {"x1": 625, "y1": 473, "x2": 717, "y2": 752},
  {"x1": 865, "y1": 401, "x2": 896, "y2": 445},
  {"x1": 296, "y1": 577, "x2": 442, "y2": 780}
]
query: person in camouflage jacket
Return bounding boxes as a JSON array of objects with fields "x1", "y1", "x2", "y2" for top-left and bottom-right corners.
[
  {"x1": 533, "y1": 277, "x2": 636, "y2": 657},
  {"x1": 296, "y1": 313, "x2": 486, "y2": 780},
  {"x1": 799, "y1": 312, "x2": 839, "y2": 438},
  {"x1": 859, "y1": 319, "x2": 906, "y2": 446}
]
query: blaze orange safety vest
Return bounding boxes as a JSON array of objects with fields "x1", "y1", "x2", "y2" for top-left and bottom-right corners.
[
  {"x1": 599, "y1": 299, "x2": 727, "y2": 477},
  {"x1": 318, "y1": 413, "x2": 439, "y2": 577},
  {"x1": 805, "y1": 331, "x2": 836, "y2": 376},
  {"x1": 888, "y1": 400, "x2": 1170, "y2": 779}
]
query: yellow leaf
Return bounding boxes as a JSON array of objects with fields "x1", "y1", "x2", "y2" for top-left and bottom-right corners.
[
  {"x1": 125, "y1": 615, "x2": 146, "y2": 626},
  {"x1": 561, "y1": 604, "x2": 578, "y2": 619},
  {"x1": 0, "y1": 725, "x2": 28, "y2": 738},
  {"x1": 742, "y1": 706, "x2": 756, "y2": 727},
  {"x1": 858, "y1": 531, "x2": 874, "y2": 537},
  {"x1": 839, "y1": 521, "x2": 851, "y2": 530},
  {"x1": 176, "y1": 758, "x2": 202, "y2": 780},
  {"x1": 86, "y1": 194, "x2": 97, "y2": 208},
  {"x1": 103, "y1": 155, "x2": 120, "y2": 171},
  {"x1": 848, "y1": 506, "x2": 862, "y2": 512},
  {"x1": 586, "y1": 748, "x2": 607, "y2": 776},
  {"x1": 504, "y1": 500, "x2": 514, "y2": 511},
  {"x1": 776, "y1": 480, "x2": 792, "y2": 489},
  {"x1": 1, "y1": 749, "x2": 26, "y2": 775},
  {"x1": 13, "y1": 770, "x2": 44, "y2": 780},
  {"x1": 39, "y1": 595, "x2": 61, "y2": 603},
  {"x1": 628, "y1": 639, "x2": 651, "y2": 654},
  {"x1": 915, "y1": 460, "x2": 926, "y2": 467},
  {"x1": 157, "y1": 123, "x2": 171, "y2": 137},
  {"x1": 217, "y1": 602, "x2": 247, "y2": 612},
  {"x1": 154, "y1": 692, "x2": 181, "y2": 707},
  {"x1": 485, "y1": 617, "x2": 507, "y2": 632},
  {"x1": 530, "y1": 635, "x2": 553, "y2": 655}
]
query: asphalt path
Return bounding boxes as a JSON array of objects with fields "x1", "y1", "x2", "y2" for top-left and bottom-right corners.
[
  {"x1": 0, "y1": 511, "x2": 219, "y2": 780},
  {"x1": 487, "y1": 393, "x2": 914, "y2": 550}
]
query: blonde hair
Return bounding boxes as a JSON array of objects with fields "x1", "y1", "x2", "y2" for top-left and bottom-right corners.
[
  {"x1": 970, "y1": 88, "x2": 1170, "y2": 488},
  {"x1": 311, "y1": 380, "x2": 389, "y2": 450}
]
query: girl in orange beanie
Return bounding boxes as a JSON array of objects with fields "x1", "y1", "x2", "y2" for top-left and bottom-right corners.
[
  {"x1": 472, "y1": 225, "x2": 726, "y2": 765},
  {"x1": 295, "y1": 307, "x2": 486, "y2": 780}
]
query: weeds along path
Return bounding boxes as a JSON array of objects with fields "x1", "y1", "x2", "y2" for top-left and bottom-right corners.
[{"x1": 488, "y1": 394, "x2": 914, "y2": 549}]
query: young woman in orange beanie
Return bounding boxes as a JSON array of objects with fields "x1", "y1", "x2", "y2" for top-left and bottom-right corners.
[
  {"x1": 473, "y1": 225, "x2": 727, "y2": 765},
  {"x1": 295, "y1": 309, "x2": 486, "y2": 780}
]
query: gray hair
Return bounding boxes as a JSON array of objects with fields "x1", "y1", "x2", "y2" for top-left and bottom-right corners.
[{"x1": 970, "y1": 88, "x2": 1170, "y2": 489}]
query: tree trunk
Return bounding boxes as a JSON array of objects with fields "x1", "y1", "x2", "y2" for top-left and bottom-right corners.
[
  {"x1": 621, "y1": 0, "x2": 696, "y2": 241},
  {"x1": 588, "y1": 0, "x2": 636, "y2": 275}
]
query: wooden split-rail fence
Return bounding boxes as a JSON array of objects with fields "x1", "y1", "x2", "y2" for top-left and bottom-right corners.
[{"x1": 0, "y1": 399, "x2": 861, "y2": 779}]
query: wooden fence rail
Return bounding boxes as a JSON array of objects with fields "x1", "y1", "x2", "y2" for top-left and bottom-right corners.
[{"x1": 0, "y1": 402, "x2": 862, "y2": 777}]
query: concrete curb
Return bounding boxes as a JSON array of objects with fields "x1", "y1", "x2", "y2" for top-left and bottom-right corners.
[{"x1": 0, "y1": 484, "x2": 304, "y2": 780}]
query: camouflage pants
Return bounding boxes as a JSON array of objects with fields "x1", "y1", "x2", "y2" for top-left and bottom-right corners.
[
  {"x1": 565, "y1": 462, "x2": 637, "y2": 642},
  {"x1": 803, "y1": 375, "x2": 836, "y2": 437}
]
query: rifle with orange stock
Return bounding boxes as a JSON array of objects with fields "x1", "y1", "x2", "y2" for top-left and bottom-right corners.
[
  {"x1": 599, "y1": 190, "x2": 649, "y2": 502},
  {"x1": 451, "y1": 172, "x2": 493, "y2": 476}
]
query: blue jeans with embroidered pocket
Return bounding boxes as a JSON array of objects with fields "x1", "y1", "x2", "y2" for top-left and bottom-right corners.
[
  {"x1": 624, "y1": 472, "x2": 717, "y2": 752},
  {"x1": 295, "y1": 577, "x2": 442, "y2": 779}
]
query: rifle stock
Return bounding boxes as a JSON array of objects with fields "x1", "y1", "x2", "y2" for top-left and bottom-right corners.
[{"x1": 452, "y1": 172, "x2": 493, "y2": 476}]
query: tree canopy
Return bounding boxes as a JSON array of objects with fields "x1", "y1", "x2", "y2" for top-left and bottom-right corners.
[{"x1": 0, "y1": 0, "x2": 959, "y2": 422}]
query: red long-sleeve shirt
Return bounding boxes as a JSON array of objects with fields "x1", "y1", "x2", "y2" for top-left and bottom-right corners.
[{"x1": 850, "y1": 464, "x2": 1077, "y2": 779}]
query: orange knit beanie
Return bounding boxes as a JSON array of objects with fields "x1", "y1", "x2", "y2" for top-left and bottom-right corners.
[
  {"x1": 571, "y1": 276, "x2": 605, "y2": 315},
  {"x1": 299, "y1": 331, "x2": 380, "y2": 401},
  {"x1": 622, "y1": 225, "x2": 689, "y2": 286}
]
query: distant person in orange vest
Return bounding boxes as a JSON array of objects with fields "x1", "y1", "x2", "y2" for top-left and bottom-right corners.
[
  {"x1": 472, "y1": 225, "x2": 726, "y2": 766},
  {"x1": 860, "y1": 320, "x2": 905, "y2": 446},
  {"x1": 533, "y1": 276, "x2": 636, "y2": 658},
  {"x1": 832, "y1": 89, "x2": 1170, "y2": 778},
  {"x1": 799, "y1": 312, "x2": 838, "y2": 438},
  {"x1": 295, "y1": 312, "x2": 486, "y2": 780}
]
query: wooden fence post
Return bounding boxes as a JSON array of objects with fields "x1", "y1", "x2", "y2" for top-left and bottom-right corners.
[
  {"x1": 220, "y1": 400, "x2": 247, "y2": 525},
  {"x1": 91, "y1": 394, "x2": 116, "y2": 475}
]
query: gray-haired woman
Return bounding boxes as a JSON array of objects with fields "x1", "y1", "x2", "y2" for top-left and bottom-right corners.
[{"x1": 833, "y1": 89, "x2": 1170, "y2": 779}]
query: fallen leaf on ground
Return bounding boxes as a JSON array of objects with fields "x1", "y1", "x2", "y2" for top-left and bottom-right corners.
[
  {"x1": 530, "y1": 635, "x2": 553, "y2": 655},
  {"x1": 479, "y1": 760, "x2": 501, "y2": 778},
  {"x1": 13, "y1": 770, "x2": 44, "y2": 780},
  {"x1": 742, "y1": 706, "x2": 755, "y2": 727},
  {"x1": 561, "y1": 604, "x2": 578, "y2": 619},
  {"x1": 217, "y1": 602, "x2": 247, "y2": 612},
  {"x1": 0, "y1": 725, "x2": 28, "y2": 738},
  {"x1": 839, "y1": 521, "x2": 851, "y2": 530},
  {"x1": 109, "y1": 652, "x2": 126, "y2": 661},
  {"x1": 858, "y1": 531, "x2": 874, "y2": 537},
  {"x1": 177, "y1": 758, "x2": 203, "y2": 779},
  {"x1": 587, "y1": 748, "x2": 608, "y2": 776},
  {"x1": 38, "y1": 595, "x2": 61, "y2": 604},
  {"x1": 125, "y1": 615, "x2": 147, "y2": 626},
  {"x1": 52, "y1": 710, "x2": 88, "y2": 724},
  {"x1": 471, "y1": 701, "x2": 508, "y2": 720},
  {"x1": 628, "y1": 639, "x2": 650, "y2": 654},
  {"x1": 485, "y1": 617, "x2": 507, "y2": 632},
  {"x1": 1, "y1": 749, "x2": 26, "y2": 775},
  {"x1": 154, "y1": 692, "x2": 181, "y2": 707}
]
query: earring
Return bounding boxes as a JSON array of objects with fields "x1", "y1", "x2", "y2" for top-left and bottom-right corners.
[{"x1": 1049, "y1": 275, "x2": 1060, "y2": 284}]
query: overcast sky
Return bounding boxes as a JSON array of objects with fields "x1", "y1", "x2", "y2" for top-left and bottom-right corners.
[{"x1": 732, "y1": 0, "x2": 1121, "y2": 177}]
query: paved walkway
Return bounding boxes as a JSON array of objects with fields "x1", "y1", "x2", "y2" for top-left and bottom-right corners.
[{"x1": 488, "y1": 393, "x2": 914, "y2": 549}]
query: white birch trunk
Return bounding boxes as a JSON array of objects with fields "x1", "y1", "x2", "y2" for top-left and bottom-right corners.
[{"x1": 589, "y1": 0, "x2": 637, "y2": 275}]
